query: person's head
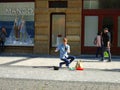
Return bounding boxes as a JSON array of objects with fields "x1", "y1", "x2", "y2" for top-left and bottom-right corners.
[
  {"x1": 63, "y1": 37, "x2": 68, "y2": 45},
  {"x1": 104, "y1": 28, "x2": 109, "y2": 33},
  {"x1": 1, "y1": 26, "x2": 6, "y2": 32},
  {"x1": 97, "y1": 31, "x2": 102, "y2": 35}
]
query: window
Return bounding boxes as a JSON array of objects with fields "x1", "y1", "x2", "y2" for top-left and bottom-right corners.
[
  {"x1": 49, "y1": 1, "x2": 67, "y2": 8},
  {"x1": 0, "y1": 2, "x2": 34, "y2": 46},
  {"x1": 118, "y1": 17, "x2": 120, "y2": 47},
  {"x1": 0, "y1": 0, "x2": 34, "y2": 2},
  {"x1": 50, "y1": 13, "x2": 66, "y2": 47},
  {"x1": 84, "y1": 0, "x2": 99, "y2": 9},
  {"x1": 84, "y1": 0, "x2": 120, "y2": 9},
  {"x1": 84, "y1": 16, "x2": 98, "y2": 46}
]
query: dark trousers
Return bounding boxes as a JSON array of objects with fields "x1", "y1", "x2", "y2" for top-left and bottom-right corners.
[
  {"x1": 60, "y1": 55, "x2": 75, "y2": 68},
  {"x1": 96, "y1": 47, "x2": 102, "y2": 58},
  {"x1": 101, "y1": 46, "x2": 111, "y2": 61},
  {"x1": 0, "y1": 41, "x2": 5, "y2": 52}
]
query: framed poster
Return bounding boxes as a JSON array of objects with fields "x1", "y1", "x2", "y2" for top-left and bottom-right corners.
[{"x1": 0, "y1": 2, "x2": 34, "y2": 46}]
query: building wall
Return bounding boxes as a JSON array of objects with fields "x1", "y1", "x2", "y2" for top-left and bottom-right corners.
[{"x1": 34, "y1": 0, "x2": 82, "y2": 55}]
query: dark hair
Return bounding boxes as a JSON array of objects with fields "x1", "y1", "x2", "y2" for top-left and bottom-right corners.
[
  {"x1": 1, "y1": 26, "x2": 6, "y2": 30},
  {"x1": 97, "y1": 31, "x2": 102, "y2": 35},
  {"x1": 104, "y1": 27, "x2": 108, "y2": 30},
  {"x1": 1, "y1": 26, "x2": 7, "y2": 34}
]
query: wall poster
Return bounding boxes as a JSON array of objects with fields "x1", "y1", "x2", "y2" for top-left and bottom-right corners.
[{"x1": 0, "y1": 2, "x2": 34, "y2": 46}]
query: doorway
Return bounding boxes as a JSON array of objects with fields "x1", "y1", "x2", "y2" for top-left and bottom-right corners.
[
  {"x1": 50, "y1": 13, "x2": 66, "y2": 48},
  {"x1": 101, "y1": 16, "x2": 114, "y2": 44},
  {"x1": 81, "y1": 10, "x2": 120, "y2": 55}
]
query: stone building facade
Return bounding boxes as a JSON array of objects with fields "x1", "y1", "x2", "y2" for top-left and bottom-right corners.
[
  {"x1": 2, "y1": 0, "x2": 120, "y2": 55},
  {"x1": 34, "y1": 0, "x2": 82, "y2": 55}
]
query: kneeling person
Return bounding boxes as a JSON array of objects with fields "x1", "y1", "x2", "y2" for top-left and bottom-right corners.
[{"x1": 55, "y1": 37, "x2": 75, "y2": 68}]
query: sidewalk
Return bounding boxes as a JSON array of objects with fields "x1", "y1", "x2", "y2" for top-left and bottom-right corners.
[{"x1": 0, "y1": 54, "x2": 119, "y2": 90}]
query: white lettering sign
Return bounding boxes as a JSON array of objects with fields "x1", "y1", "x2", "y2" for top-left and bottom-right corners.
[{"x1": 6, "y1": 8, "x2": 34, "y2": 15}]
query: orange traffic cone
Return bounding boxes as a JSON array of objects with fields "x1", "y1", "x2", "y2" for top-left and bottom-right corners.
[{"x1": 75, "y1": 60, "x2": 84, "y2": 70}]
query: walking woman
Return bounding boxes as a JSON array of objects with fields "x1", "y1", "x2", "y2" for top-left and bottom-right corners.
[{"x1": 95, "y1": 31, "x2": 102, "y2": 58}]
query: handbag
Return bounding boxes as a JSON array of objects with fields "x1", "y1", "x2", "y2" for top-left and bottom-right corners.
[{"x1": 104, "y1": 51, "x2": 109, "y2": 57}]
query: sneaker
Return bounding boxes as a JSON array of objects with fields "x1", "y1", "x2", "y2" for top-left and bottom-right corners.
[
  {"x1": 100, "y1": 58, "x2": 104, "y2": 62},
  {"x1": 107, "y1": 59, "x2": 112, "y2": 62}
]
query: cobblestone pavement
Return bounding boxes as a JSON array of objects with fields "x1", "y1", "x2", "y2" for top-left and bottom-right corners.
[{"x1": 0, "y1": 54, "x2": 119, "y2": 90}]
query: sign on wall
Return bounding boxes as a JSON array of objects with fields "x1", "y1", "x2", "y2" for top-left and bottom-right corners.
[{"x1": 0, "y1": 2, "x2": 34, "y2": 46}]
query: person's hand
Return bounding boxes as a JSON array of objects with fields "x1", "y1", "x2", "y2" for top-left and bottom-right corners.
[
  {"x1": 65, "y1": 47, "x2": 68, "y2": 51},
  {"x1": 107, "y1": 46, "x2": 110, "y2": 49},
  {"x1": 65, "y1": 46, "x2": 70, "y2": 53},
  {"x1": 55, "y1": 49, "x2": 58, "y2": 52},
  {"x1": 107, "y1": 42, "x2": 110, "y2": 49}
]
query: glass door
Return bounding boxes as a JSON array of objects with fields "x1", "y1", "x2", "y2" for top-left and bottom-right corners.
[{"x1": 50, "y1": 13, "x2": 66, "y2": 47}]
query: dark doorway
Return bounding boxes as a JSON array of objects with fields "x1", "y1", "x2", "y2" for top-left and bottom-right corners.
[{"x1": 102, "y1": 16, "x2": 114, "y2": 44}]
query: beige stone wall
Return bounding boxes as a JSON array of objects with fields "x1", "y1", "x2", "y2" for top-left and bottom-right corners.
[{"x1": 34, "y1": 0, "x2": 82, "y2": 55}]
